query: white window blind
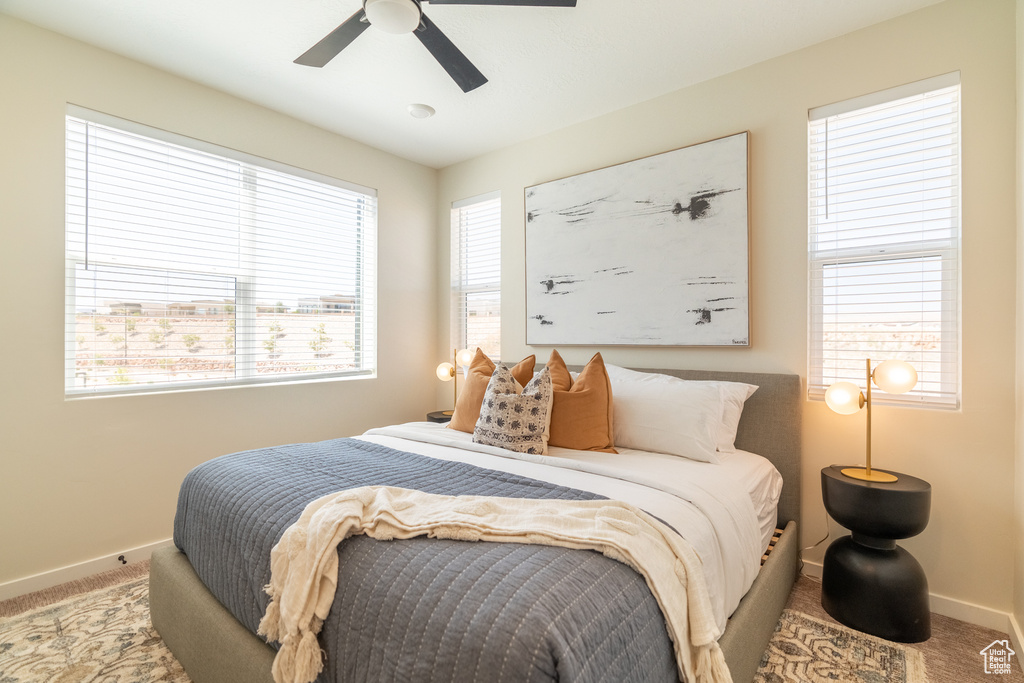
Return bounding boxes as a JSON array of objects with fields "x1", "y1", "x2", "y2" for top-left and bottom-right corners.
[
  {"x1": 451, "y1": 192, "x2": 501, "y2": 360},
  {"x1": 65, "y1": 107, "x2": 377, "y2": 396},
  {"x1": 808, "y1": 73, "x2": 960, "y2": 408}
]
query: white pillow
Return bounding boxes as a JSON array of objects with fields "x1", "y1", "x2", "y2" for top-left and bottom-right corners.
[
  {"x1": 710, "y1": 381, "x2": 758, "y2": 453},
  {"x1": 602, "y1": 366, "x2": 757, "y2": 462},
  {"x1": 605, "y1": 364, "x2": 723, "y2": 463}
]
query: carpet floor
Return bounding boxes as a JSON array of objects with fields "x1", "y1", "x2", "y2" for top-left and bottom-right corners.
[
  {"x1": 784, "y1": 575, "x2": 1023, "y2": 683},
  {"x1": 0, "y1": 563, "x2": 1020, "y2": 682}
]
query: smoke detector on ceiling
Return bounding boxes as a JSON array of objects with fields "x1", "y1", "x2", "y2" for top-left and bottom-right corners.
[{"x1": 408, "y1": 103, "x2": 436, "y2": 119}]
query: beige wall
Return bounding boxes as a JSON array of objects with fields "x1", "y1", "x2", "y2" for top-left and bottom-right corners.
[
  {"x1": 0, "y1": 15, "x2": 439, "y2": 584},
  {"x1": 1016, "y1": 0, "x2": 1024, "y2": 640},
  {"x1": 438, "y1": 0, "x2": 1018, "y2": 613}
]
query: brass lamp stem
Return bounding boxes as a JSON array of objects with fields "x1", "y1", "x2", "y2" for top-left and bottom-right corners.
[
  {"x1": 865, "y1": 357, "x2": 872, "y2": 477},
  {"x1": 441, "y1": 348, "x2": 459, "y2": 417},
  {"x1": 840, "y1": 357, "x2": 898, "y2": 483}
]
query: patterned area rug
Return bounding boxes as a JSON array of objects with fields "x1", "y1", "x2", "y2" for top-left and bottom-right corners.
[
  {"x1": 756, "y1": 609, "x2": 929, "y2": 683},
  {"x1": 0, "y1": 575, "x2": 189, "y2": 682},
  {"x1": 0, "y1": 574, "x2": 929, "y2": 683}
]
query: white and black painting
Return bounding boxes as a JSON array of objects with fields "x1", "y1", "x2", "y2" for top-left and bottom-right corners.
[{"x1": 525, "y1": 132, "x2": 749, "y2": 346}]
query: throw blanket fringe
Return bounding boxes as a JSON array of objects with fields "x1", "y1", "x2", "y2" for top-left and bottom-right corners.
[{"x1": 257, "y1": 486, "x2": 731, "y2": 683}]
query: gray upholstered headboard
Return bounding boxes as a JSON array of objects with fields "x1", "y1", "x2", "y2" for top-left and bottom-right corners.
[{"x1": 570, "y1": 366, "x2": 802, "y2": 526}]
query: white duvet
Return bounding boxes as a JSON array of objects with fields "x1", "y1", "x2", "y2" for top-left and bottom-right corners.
[{"x1": 360, "y1": 421, "x2": 782, "y2": 632}]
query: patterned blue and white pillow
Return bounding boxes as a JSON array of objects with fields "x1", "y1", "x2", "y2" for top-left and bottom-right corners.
[{"x1": 473, "y1": 365, "x2": 553, "y2": 455}]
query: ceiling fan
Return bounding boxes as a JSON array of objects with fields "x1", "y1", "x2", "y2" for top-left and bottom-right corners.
[{"x1": 295, "y1": 0, "x2": 577, "y2": 93}]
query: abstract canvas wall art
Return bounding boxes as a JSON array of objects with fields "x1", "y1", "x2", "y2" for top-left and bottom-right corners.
[{"x1": 525, "y1": 132, "x2": 749, "y2": 346}]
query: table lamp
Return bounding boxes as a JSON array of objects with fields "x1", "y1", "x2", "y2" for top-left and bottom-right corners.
[
  {"x1": 824, "y1": 358, "x2": 918, "y2": 483},
  {"x1": 436, "y1": 348, "x2": 474, "y2": 416}
]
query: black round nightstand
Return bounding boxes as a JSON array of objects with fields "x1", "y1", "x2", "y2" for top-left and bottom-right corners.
[
  {"x1": 820, "y1": 465, "x2": 932, "y2": 643},
  {"x1": 426, "y1": 411, "x2": 452, "y2": 423}
]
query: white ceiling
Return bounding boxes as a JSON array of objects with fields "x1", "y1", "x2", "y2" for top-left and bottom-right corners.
[{"x1": 0, "y1": 0, "x2": 944, "y2": 168}]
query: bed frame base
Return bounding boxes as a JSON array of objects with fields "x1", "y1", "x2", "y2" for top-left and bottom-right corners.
[
  {"x1": 719, "y1": 519, "x2": 797, "y2": 682},
  {"x1": 150, "y1": 519, "x2": 797, "y2": 683},
  {"x1": 150, "y1": 546, "x2": 276, "y2": 683}
]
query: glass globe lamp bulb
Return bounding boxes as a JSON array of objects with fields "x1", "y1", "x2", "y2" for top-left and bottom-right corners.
[
  {"x1": 872, "y1": 359, "x2": 918, "y2": 394},
  {"x1": 455, "y1": 348, "x2": 474, "y2": 367},
  {"x1": 435, "y1": 362, "x2": 454, "y2": 382},
  {"x1": 824, "y1": 381, "x2": 864, "y2": 415}
]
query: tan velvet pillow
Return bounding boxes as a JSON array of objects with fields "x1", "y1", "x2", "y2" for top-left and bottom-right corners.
[
  {"x1": 546, "y1": 350, "x2": 617, "y2": 453},
  {"x1": 448, "y1": 349, "x2": 536, "y2": 433}
]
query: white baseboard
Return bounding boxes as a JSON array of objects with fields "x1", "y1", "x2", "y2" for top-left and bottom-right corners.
[
  {"x1": 0, "y1": 538, "x2": 173, "y2": 602},
  {"x1": 1010, "y1": 613, "x2": 1024, "y2": 656},
  {"x1": 928, "y1": 591, "x2": 1017, "y2": 633},
  {"x1": 801, "y1": 558, "x2": 824, "y2": 579},
  {"x1": 801, "y1": 558, "x2": 1016, "y2": 635}
]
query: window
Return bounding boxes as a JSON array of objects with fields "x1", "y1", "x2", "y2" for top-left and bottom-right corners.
[
  {"x1": 451, "y1": 192, "x2": 501, "y2": 360},
  {"x1": 65, "y1": 107, "x2": 376, "y2": 396},
  {"x1": 808, "y1": 73, "x2": 960, "y2": 408}
]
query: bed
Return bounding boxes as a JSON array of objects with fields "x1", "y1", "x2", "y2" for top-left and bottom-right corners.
[{"x1": 150, "y1": 366, "x2": 800, "y2": 683}]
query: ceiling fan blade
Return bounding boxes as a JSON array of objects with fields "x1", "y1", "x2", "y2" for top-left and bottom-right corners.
[
  {"x1": 426, "y1": 0, "x2": 576, "y2": 5},
  {"x1": 295, "y1": 10, "x2": 370, "y2": 67},
  {"x1": 414, "y1": 14, "x2": 488, "y2": 93}
]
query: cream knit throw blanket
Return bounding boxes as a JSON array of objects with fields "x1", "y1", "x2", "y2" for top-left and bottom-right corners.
[{"x1": 257, "y1": 486, "x2": 732, "y2": 683}]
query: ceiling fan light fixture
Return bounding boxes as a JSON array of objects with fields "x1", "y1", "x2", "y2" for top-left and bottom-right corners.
[
  {"x1": 297, "y1": 0, "x2": 575, "y2": 91},
  {"x1": 364, "y1": 0, "x2": 422, "y2": 34}
]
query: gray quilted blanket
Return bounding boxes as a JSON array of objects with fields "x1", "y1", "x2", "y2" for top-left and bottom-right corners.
[{"x1": 173, "y1": 437, "x2": 678, "y2": 683}]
